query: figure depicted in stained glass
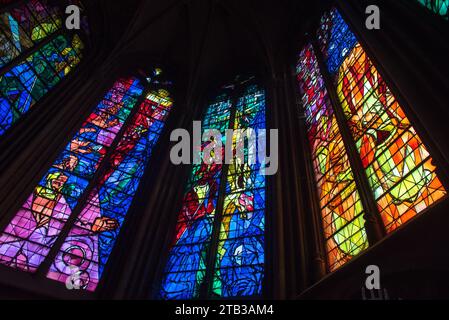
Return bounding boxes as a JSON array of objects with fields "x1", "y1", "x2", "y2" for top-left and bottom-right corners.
[
  {"x1": 213, "y1": 163, "x2": 261, "y2": 297},
  {"x1": 178, "y1": 151, "x2": 222, "y2": 241},
  {"x1": 32, "y1": 172, "x2": 69, "y2": 228},
  {"x1": 220, "y1": 165, "x2": 254, "y2": 241}
]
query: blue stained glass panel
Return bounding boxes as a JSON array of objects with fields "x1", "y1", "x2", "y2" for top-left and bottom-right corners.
[
  {"x1": 159, "y1": 95, "x2": 231, "y2": 300},
  {"x1": 317, "y1": 9, "x2": 357, "y2": 75}
]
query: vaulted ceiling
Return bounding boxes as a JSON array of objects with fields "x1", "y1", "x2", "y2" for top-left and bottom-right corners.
[{"x1": 86, "y1": 0, "x2": 325, "y2": 102}]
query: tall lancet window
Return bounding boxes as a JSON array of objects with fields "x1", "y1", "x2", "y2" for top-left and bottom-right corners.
[
  {"x1": 0, "y1": 0, "x2": 86, "y2": 137},
  {"x1": 296, "y1": 8, "x2": 447, "y2": 271},
  {"x1": 160, "y1": 80, "x2": 266, "y2": 299},
  {"x1": 417, "y1": 0, "x2": 449, "y2": 19},
  {"x1": 296, "y1": 44, "x2": 368, "y2": 271},
  {"x1": 0, "y1": 68, "x2": 173, "y2": 291}
]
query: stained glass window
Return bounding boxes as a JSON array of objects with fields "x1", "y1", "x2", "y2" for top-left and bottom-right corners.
[
  {"x1": 417, "y1": 0, "x2": 449, "y2": 19},
  {"x1": 296, "y1": 44, "x2": 368, "y2": 271},
  {"x1": 296, "y1": 8, "x2": 447, "y2": 271},
  {"x1": 318, "y1": 8, "x2": 447, "y2": 233},
  {"x1": 160, "y1": 82, "x2": 266, "y2": 299},
  {"x1": 0, "y1": 0, "x2": 85, "y2": 137},
  {"x1": 0, "y1": 70, "x2": 173, "y2": 291}
]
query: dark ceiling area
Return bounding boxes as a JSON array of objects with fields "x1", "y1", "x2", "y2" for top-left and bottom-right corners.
[{"x1": 86, "y1": 0, "x2": 326, "y2": 102}]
